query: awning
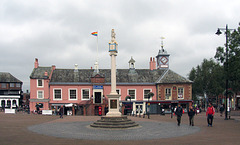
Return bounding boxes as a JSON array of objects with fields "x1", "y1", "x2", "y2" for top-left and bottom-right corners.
[{"x1": 65, "y1": 103, "x2": 73, "y2": 107}]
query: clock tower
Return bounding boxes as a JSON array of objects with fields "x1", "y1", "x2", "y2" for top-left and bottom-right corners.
[{"x1": 156, "y1": 37, "x2": 170, "y2": 69}]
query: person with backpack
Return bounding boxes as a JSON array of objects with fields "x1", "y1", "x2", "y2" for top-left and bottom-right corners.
[
  {"x1": 175, "y1": 104, "x2": 183, "y2": 126},
  {"x1": 206, "y1": 102, "x2": 215, "y2": 127}
]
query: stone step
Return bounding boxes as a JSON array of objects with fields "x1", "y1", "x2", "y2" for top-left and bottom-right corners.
[
  {"x1": 90, "y1": 116, "x2": 139, "y2": 129},
  {"x1": 90, "y1": 123, "x2": 139, "y2": 128},
  {"x1": 97, "y1": 119, "x2": 132, "y2": 123},
  {"x1": 93, "y1": 121, "x2": 136, "y2": 126}
]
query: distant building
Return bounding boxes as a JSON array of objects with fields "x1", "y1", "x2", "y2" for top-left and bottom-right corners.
[
  {"x1": 29, "y1": 46, "x2": 192, "y2": 115},
  {"x1": 0, "y1": 72, "x2": 23, "y2": 109},
  {"x1": 22, "y1": 90, "x2": 30, "y2": 107}
]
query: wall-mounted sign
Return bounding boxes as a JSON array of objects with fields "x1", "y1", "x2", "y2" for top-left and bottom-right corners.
[{"x1": 93, "y1": 85, "x2": 103, "y2": 89}]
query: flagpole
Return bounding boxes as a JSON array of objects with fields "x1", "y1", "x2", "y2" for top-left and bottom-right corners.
[{"x1": 97, "y1": 31, "x2": 98, "y2": 63}]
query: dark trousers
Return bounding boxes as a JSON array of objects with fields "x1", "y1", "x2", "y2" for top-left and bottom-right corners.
[
  {"x1": 207, "y1": 114, "x2": 213, "y2": 125},
  {"x1": 177, "y1": 115, "x2": 181, "y2": 125},
  {"x1": 59, "y1": 112, "x2": 63, "y2": 118},
  {"x1": 189, "y1": 116, "x2": 194, "y2": 126}
]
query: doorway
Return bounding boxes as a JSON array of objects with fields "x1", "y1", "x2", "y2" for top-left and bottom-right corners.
[{"x1": 95, "y1": 92, "x2": 101, "y2": 104}]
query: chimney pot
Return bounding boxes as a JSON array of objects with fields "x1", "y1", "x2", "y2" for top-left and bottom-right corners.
[{"x1": 34, "y1": 58, "x2": 39, "y2": 68}]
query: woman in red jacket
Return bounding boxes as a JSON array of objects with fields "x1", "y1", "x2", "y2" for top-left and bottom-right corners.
[{"x1": 206, "y1": 102, "x2": 215, "y2": 127}]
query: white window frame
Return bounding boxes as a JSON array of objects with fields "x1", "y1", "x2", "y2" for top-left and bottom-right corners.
[
  {"x1": 37, "y1": 79, "x2": 44, "y2": 88},
  {"x1": 177, "y1": 87, "x2": 184, "y2": 99},
  {"x1": 53, "y1": 88, "x2": 62, "y2": 100},
  {"x1": 128, "y1": 89, "x2": 136, "y2": 100},
  {"x1": 37, "y1": 90, "x2": 44, "y2": 99},
  {"x1": 165, "y1": 88, "x2": 172, "y2": 100},
  {"x1": 69, "y1": 88, "x2": 77, "y2": 100},
  {"x1": 143, "y1": 89, "x2": 152, "y2": 100},
  {"x1": 81, "y1": 88, "x2": 90, "y2": 100}
]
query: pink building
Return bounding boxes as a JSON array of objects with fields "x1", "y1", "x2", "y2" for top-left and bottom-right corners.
[{"x1": 29, "y1": 48, "x2": 192, "y2": 115}]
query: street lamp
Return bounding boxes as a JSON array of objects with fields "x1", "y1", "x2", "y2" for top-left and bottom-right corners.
[
  {"x1": 215, "y1": 24, "x2": 234, "y2": 120},
  {"x1": 147, "y1": 92, "x2": 154, "y2": 119},
  {"x1": 125, "y1": 95, "x2": 132, "y2": 116}
]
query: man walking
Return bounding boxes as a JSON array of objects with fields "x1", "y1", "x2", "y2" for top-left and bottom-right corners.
[
  {"x1": 206, "y1": 102, "x2": 215, "y2": 127},
  {"x1": 175, "y1": 104, "x2": 183, "y2": 126},
  {"x1": 59, "y1": 105, "x2": 64, "y2": 119},
  {"x1": 188, "y1": 106, "x2": 195, "y2": 126}
]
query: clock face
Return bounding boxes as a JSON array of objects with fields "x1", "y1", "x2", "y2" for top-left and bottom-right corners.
[{"x1": 160, "y1": 56, "x2": 168, "y2": 64}]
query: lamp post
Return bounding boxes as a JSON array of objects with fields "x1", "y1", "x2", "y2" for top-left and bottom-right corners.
[
  {"x1": 147, "y1": 92, "x2": 154, "y2": 119},
  {"x1": 215, "y1": 24, "x2": 234, "y2": 120}
]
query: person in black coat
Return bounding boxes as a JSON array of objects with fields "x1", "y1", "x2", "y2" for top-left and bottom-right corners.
[
  {"x1": 175, "y1": 104, "x2": 183, "y2": 126},
  {"x1": 59, "y1": 105, "x2": 63, "y2": 118},
  {"x1": 188, "y1": 106, "x2": 195, "y2": 126}
]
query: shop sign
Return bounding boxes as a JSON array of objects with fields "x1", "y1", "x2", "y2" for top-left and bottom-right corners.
[{"x1": 93, "y1": 85, "x2": 103, "y2": 89}]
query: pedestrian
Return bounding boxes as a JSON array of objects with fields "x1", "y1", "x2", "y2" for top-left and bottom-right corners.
[
  {"x1": 35, "y1": 103, "x2": 40, "y2": 114},
  {"x1": 175, "y1": 104, "x2": 183, "y2": 126},
  {"x1": 171, "y1": 105, "x2": 174, "y2": 118},
  {"x1": 206, "y1": 102, "x2": 215, "y2": 127},
  {"x1": 188, "y1": 106, "x2": 195, "y2": 126},
  {"x1": 220, "y1": 105, "x2": 224, "y2": 117},
  {"x1": 59, "y1": 105, "x2": 63, "y2": 118}
]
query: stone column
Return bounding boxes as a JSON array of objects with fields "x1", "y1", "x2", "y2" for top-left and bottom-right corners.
[{"x1": 106, "y1": 29, "x2": 121, "y2": 117}]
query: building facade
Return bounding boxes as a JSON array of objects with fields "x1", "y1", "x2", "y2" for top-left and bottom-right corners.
[
  {"x1": 29, "y1": 54, "x2": 192, "y2": 115},
  {"x1": 0, "y1": 72, "x2": 23, "y2": 110}
]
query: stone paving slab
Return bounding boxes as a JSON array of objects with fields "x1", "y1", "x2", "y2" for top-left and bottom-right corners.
[{"x1": 28, "y1": 121, "x2": 200, "y2": 140}]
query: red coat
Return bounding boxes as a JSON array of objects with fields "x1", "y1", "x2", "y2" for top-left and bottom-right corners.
[{"x1": 206, "y1": 106, "x2": 215, "y2": 116}]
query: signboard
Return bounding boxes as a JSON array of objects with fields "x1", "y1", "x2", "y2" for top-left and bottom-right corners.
[
  {"x1": 42, "y1": 110, "x2": 52, "y2": 115},
  {"x1": 93, "y1": 85, "x2": 103, "y2": 89},
  {"x1": 5, "y1": 109, "x2": 16, "y2": 114},
  {"x1": 110, "y1": 100, "x2": 117, "y2": 109}
]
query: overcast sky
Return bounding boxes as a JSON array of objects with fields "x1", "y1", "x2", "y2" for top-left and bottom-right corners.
[{"x1": 0, "y1": 0, "x2": 239, "y2": 92}]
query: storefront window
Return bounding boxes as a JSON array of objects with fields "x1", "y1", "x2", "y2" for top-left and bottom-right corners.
[
  {"x1": 1, "y1": 100, "x2": 5, "y2": 107},
  {"x1": 7, "y1": 100, "x2": 11, "y2": 108},
  {"x1": 12, "y1": 100, "x2": 16, "y2": 106}
]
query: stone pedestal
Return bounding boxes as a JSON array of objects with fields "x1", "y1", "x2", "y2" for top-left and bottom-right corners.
[{"x1": 106, "y1": 94, "x2": 122, "y2": 117}]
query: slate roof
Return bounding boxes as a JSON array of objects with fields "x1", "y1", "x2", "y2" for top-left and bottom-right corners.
[
  {"x1": 157, "y1": 69, "x2": 192, "y2": 84},
  {"x1": 0, "y1": 72, "x2": 22, "y2": 83},
  {"x1": 47, "y1": 68, "x2": 192, "y2": 84},
  {"x1": 30, "y1": 67, "x2": 52, "y2": 79}
]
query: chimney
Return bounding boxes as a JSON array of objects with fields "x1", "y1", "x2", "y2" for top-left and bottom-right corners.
[
  {"x1": 34, "y1": 58, "x2": 39, "y2": 68},
  {"x1": 150, "y1": 57, "x2": 156, "y2": 70}
]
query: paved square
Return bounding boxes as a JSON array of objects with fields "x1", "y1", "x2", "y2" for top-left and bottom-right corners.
[{"x1": 0, "y1": 112, "x2": 240, "y2": 145}]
